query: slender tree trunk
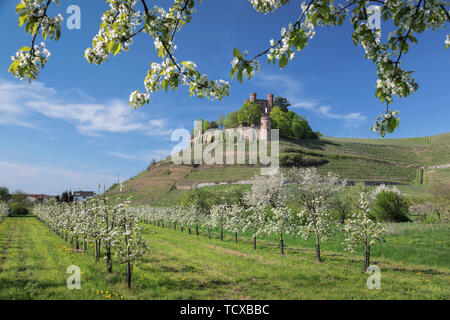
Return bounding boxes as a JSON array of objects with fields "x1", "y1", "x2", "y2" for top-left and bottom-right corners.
[
  {"x1": 106, "y1": 242, "x2": 112, "y2": 273},
  {"x1": 196, "y1": 225, "x2": 199, "y2": 236},
  {"x1": 127, "y1": 261, "x2": 132, "y2": 288},
  {"x1": 220, "y1": 229, "x2": 223, "y2": 241},
  {"x1": 126, "y1": 245, "x2": 132, "y2": 288},
  {"x1": 280, "y1": 231, "x2": 284, "y2": 255},
  {"x1": 95, "y1": 240, "x2": 99, "y2": 262},
  {"x1": 253, "y1": 235, "x2": 257, "y2": 250},
  {"x1": 83, "y1": 237, "x2": 87, "y2": 252},
  {"x1": 315, "y1": 232, "x2": 321, "y2": 262},
  {"x1": 70, "y1": 233, "x2": 73, "y2": 245},
  {"x1": 234, "y1": 232, "x2": 238, "y2": 243},
  {"x1": 181, "y1": 225, "x2": 184, "y2": 232},
  {"x1": 188, "y1": 227, "x2": 191, "y2": 234},
  {"x1": 75, "y1": 237, "x2": 79, "y2": 250},
  {"x1": 208, "y1": 228, "x2": 211, "y2": 239},
  {"x1": 364, "y1": 239, "x2": 370, "y2": 272},
  {"x1": 64, "y1": 231, "x2": 67, "y2": 242},
  {"x1": 174, "y1": 222, "x2": 176, "y2": 231}
]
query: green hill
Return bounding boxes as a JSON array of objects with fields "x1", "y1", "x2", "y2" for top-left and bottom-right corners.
[{"x1": 106, "y1": 132, "x2": 450, "y2": 205}]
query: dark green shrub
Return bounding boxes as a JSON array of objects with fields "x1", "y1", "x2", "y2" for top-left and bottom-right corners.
[
  {"x1": 9, "y1": 202, "x2": 29, "y2": 216},
  {"x1": 280, "y1": 154, "x2": 328, "y2": 167},
  {"x1": 371, "y1": 191, "x2": 410, "y2": 222}
]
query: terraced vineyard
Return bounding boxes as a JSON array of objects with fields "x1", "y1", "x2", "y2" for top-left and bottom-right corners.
[{"x1": 107, "y1": 133, "x2": 450, "y2": 205}]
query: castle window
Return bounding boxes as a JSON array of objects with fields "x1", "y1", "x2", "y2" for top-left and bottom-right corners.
[{"x1": 265, "y1": 108, "x2": 267, "y2": 113}]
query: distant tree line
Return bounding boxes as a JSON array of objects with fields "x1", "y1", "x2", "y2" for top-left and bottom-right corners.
[
  {"x1": 55, "y1": 190, "x2": 74, "y2": 203},
  {"x1": 0, "y1": 187, "x2": 30, "y2": 215}
]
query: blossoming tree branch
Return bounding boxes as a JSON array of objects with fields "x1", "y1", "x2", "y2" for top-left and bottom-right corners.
[{"x1": 8, "y1": 0, "x2": 450, "y2": 136}]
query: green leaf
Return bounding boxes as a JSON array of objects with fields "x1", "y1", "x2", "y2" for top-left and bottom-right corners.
[
  {"x1": 233, "y1": 48, "x2": 242, "y2": 59},
  {"x1": 387, "y1": 117, "x2": 399, "y2": 133},
  {"x1": 55, "y1": 27, "x2": 61, "y2": 41},
  {"x1": 8, "y1": 61, "x2": 18, "y2": 74},
  {"x1": 279, "y1": 54, "x2": 288, "y2": 69},
  {"x1": 19, "y1": 15, "x2": 27, "y2": 27},
  {"x1": 112, "y1": 42, "x2": 121, "y2": 56},
  {"x1": 237, "y1": 68, "x2": 243, "y2": 83},
  {"x1": 16, "y1": 3, "x2": 26, "y2": 14},
  {"x1": 230, "y1": 67, "x2": 237, "y2": 80},
  {"x1": 20, "y1": 46, "x2": 31, "y2": 52},
  {"x1": 32, "y1": 22, "x2": 38, "y2": 35},
  {"x1": 107, "y1": 41, "x2": 114, "y2": 52}
]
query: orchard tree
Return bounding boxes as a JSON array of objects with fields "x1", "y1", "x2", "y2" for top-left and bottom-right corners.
[
  {"x1": 8, "y1": 0, "x2": 450, "y2": 136},
  {"x1": 288, "y1": 167, "x2": 347, "y2": 262},
  {"x1": 244, "y1": 173, "x2": 289, "y2": 252},
  {"x1": 207, "y1": 204, "x2": 229, "y2": 241},
  {"x1": 343, "y1": 190, "x2": 386, "y2": 271},
  {"x1": 111, "y1": 201, "x2": 147, "y2": 288},
  {"x1": 182, "y1": 188, "x2": 212, "y2": 235},
  {"x1": 0, "y1": 202, "x2": 8, "y2": 223},
  {"x1": 225, "y1": 204, "x2": 245, "y2": 243},
  {"x1": 98, "y1": 196, "x2": 115, "y2": 273},
  {"x1": 267, "y1": 206, "x2": 297, "y2": 254},
  {"x1": 87, "y1": 198, "x2": 104, "y2": 261}
]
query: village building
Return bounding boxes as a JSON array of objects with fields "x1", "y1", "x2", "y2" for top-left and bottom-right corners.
[
  {"x1": 26, "y1": 194, "x2": 53, "y2": 203},
  {"x1": 73, "y1": 190, "x2": 96, "y2": 202}
]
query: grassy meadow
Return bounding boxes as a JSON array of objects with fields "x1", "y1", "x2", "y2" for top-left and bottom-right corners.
[{"x1": 0, "y1": 216, "x2": 448, "y2": 300}]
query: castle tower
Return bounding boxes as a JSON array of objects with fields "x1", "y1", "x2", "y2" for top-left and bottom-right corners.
[
  {"x1": 261, "y1": 115, "x2": 271, "y2": 130},
  {"x1": 244, "y1": 92, "x2": 273, "y2": 138},
  {"x1": 260, "y1": 115, "x2": 271, "y2": 140},
  {"x1": 267, "y1": 93, "x2": 273, "y2": 111}
]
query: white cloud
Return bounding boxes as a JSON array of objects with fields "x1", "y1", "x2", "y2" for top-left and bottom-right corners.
[
  {"x1": 254, "y1": 73, "x2": 367, "y2": 127},
  {"x1": 106, "y1": 149, "x2": 170, "y2": 162},
  {"x1": 149, "y1": 119, "x2": 167, "y2": 128},
  {"x1": 0, "y1": 78, "x2": 173, "y2": 136},
  {"x1": 0, "y1": 160, "x2": 115, "y2": 195}
]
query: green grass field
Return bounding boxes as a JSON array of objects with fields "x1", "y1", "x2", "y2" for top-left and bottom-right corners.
[{"x1": 0, "y1": 216, "x2": 448, "y2": 299}]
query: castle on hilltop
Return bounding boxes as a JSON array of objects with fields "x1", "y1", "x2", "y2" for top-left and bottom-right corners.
[
  {"x1": 200, "y1": 92, "x2": 274, "y2": 144},
  {"x1": 244, "y1": 92, "x2": 273, "y2": 131}
]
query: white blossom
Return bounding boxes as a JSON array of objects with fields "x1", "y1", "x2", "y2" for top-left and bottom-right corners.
[{"x1": 0, "y1": 202, "x2": 8, "y2": 223}]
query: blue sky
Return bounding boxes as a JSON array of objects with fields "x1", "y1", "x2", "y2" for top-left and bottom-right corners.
[{"x1": 0, "y1": 0, "x2": 448, "y2": 194}]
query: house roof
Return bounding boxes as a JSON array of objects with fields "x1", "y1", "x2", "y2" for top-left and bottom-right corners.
[{"x1": 73, "y1": 191, "x2": 96, "y2": 197}]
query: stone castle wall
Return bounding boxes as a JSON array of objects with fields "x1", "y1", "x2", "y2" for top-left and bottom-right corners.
[{"x1": 194, "y1": 92, "x2": 273, "y2": 144}]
